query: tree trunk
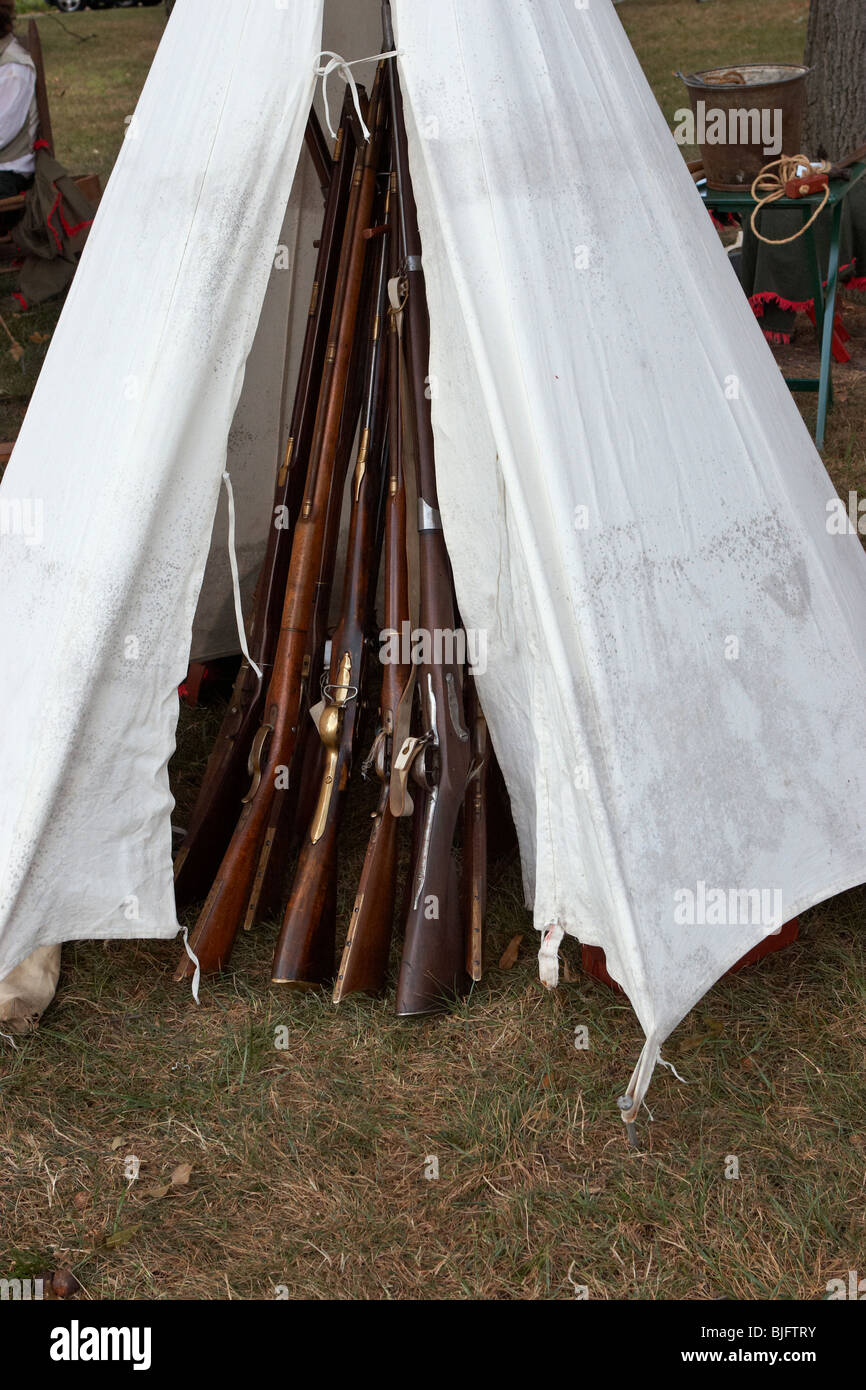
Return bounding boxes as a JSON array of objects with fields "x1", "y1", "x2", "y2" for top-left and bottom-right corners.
[{"x1": 803, "y1": 0, "x2": 866, "y2": 159}]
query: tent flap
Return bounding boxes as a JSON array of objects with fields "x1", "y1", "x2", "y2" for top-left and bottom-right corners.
[
  {"x1": 0, "y1": 0, "x2": 323, "y2": 979},
  {"x1": 394, "y1": 0, "x2": 866, "y2": 1112}
]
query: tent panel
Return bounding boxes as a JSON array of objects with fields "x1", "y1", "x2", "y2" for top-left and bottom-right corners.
[
  {"x1": 192, "y1": 0, "x2": 383, "y2": 660},
  {"x1": 0, "y1": 0, "x2": 323, "y2": 981},
  {"x1": 191, "y1": 153, "x2": 321, "y2": 661},
  {"x1": 394, "y1": 0, "x2": 866, "y2": 1111}
]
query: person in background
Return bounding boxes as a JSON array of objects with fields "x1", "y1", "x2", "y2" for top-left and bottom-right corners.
[{"x1": 0, "y1": 0, "x2": 37, "y2": 200}]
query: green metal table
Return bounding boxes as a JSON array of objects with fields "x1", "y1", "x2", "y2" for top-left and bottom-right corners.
[{"x1": 701, "y1": 162, "x2": 865, "y2": 448}]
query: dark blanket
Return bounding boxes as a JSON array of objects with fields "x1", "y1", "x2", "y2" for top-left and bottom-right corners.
[
  {"x1": 10, "y1": 145, "x2": 96, "y2": 308},
  {"x1": 736, "y1": 180, "x2": 866, "y2": 342}
]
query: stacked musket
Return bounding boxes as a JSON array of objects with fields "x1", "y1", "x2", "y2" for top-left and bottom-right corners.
[{"x1": 174, "y1": 27, "x2": 492, "y2": 1017}]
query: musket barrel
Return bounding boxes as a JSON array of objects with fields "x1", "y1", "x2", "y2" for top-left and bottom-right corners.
[
  {"x1": 334, "y1": 161, "x2": 409, "y2": 1004},
  {"x1": 273, "y1": 128, "x2": 392, "y2": 988},
  {"x1": 383, "y1": 27, "x2": 472, "y2": 1016},
  {"x1": 173, "y1": 101, "x2": 357, "y2": 916},
  {"x1": 177, "y1": 72, "x2": 385, "y2": 979}
]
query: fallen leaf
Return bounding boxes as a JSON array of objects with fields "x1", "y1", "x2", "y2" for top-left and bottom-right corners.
[
  {"x1": 110, "y1": 1137, "x2": 125, "y2": 1152},
  {"x1": 541, "y1": 1071, "x2": 554, "y2": 1090},
  {"x1": 171, "y1": 1162, "x2": 193, "y2": 1187},
  {"x1": 104, "y1": 1225, "x2": 140, "y2": 1249},
  {"x1": 71, "y1": 1192, "x2": 90, "y2": 1213},
  {"x1": 8, "y1": 342, "x2": 23, "y2": 363},
  {"x1": 141, "y1": 1184, "x2": 171, "y2": 1201},
  {"x1": 28, "y1": 331, "x2": 50, "y2": 344},
  {"x1": 499, "y1": 934, "x2": 522, "y2": 970}
]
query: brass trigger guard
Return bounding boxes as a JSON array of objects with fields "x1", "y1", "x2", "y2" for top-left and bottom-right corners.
[
  {"x1": 309, "y1": 651, "x2": 354, "y2": 844},
  {"x1": 242, "y1": 722, "x2": 273, "y2": 803}
]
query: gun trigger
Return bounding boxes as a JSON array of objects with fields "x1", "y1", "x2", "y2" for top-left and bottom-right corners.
[
  {"x1": 362, "y1": 728, "x2": 387, "y2": 782},
  {"x1": 242, "y1": 722, "x2": 273, "y2": 803}
]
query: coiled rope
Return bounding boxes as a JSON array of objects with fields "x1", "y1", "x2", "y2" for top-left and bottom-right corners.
[{"x1": 749, "y1": 154, "x2": 832, "y2": 245}]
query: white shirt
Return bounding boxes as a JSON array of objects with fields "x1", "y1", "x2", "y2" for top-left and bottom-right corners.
[{"x1": 0, "y1": 62, "x2": 36, "y2": 175}]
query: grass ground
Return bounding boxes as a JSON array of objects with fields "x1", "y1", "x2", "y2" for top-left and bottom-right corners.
[
  {"x1": 619, "y1": 0, "x2": 811, "y2": 157},
  {"x1": 2, "y1": 1, "x2": 865, "y2": 1301}
]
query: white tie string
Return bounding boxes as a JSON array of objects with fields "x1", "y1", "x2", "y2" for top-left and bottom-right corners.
[
  {"x1": 221, "y1": 471, "x2": 263, "y2": 682},
  {"x1": 180, "y1": 925, "x2": 201, "y2": 1006},
  {"x1": 313, "y1": 49, "x2": 400, "y2": 142}
]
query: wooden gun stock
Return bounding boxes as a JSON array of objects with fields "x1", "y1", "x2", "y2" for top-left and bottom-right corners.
[
  {"x1": 334, "y1": 169, "x2": 411, "y2": 1003},
  {"x1": 463, "y1": 682, "x2": 489, "y2": 982},
  {"x1": 333, "y1": 781, "x2": 400, "y2": 1000},
  {"x1": 173, "y1": 102, "x2": 357, "y2": 911},
  {"x1": 175, "y1": 72, "x2": 386, "y2": 980},
  {"x1": 272, "y1": 175, "x2": 392, "y2": 988},
  {"x1": 241, "y1": 236, "x2": 378, "y2": 935},
  {"x1": 385, "y1": 22, "x2": 472, "y2": 1016},
  {"x1": 398, "y1": 800, "x2": 465, "y2": 1015}
]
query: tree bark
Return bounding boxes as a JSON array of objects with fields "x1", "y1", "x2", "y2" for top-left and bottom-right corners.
[{"x1": 803, "y1": 0, "x2": 866, "y2": 159}]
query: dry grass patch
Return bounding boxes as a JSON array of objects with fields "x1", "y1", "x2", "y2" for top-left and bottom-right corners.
[{"x1": 2, "y1": 877, "x2": 864, "y2": 1299}]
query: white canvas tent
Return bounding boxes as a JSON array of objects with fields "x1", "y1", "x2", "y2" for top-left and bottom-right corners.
[
  {"x1": 2, "y1": 0, "x2": 865, "y2": 1124},
  {"x1": 191, "y1": 1, "x2": 382, "y2": 661}
]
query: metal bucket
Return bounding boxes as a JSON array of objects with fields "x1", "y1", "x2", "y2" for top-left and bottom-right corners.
[{"x1": 679, "y1": 63, "x2": 810, "y2": 190}]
